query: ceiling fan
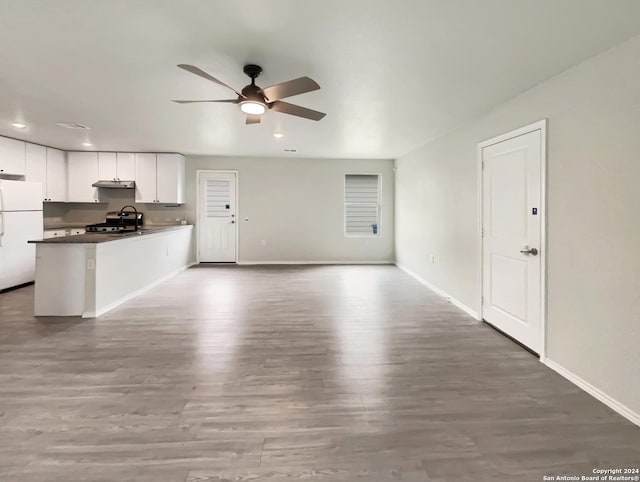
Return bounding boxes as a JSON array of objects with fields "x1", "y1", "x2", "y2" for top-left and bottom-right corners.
[{"x1": 172, "y1": 64, "x2": 326, "y2": 125}]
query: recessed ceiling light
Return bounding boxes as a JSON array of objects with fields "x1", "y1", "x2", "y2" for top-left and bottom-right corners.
[
  {"x1": 81, "y1": 142, "x2": 93, "y2": 147},
  {"x1": 273, "y1": 133, "x2": 284, "y2": 139},
  {"x1": 11, "y1": 122, "x2": 27, "y2": 129}
]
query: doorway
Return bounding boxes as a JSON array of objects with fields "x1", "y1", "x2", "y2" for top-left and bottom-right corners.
[
  {"x1": 478, "y1": 120, "x2": 547, "y2": 356},
  {"x1": 197, "y1": 170, "x2": 238, "y2": 263}
]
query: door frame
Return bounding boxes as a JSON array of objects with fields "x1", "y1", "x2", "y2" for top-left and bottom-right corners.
[
  {"x1": 196, "y1": 169, "x2": 239, "y2": 263},
  {"x1": 476, "y1": 119, "x2": 548, "y2": 361}
]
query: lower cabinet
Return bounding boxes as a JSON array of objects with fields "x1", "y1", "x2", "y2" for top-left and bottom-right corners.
[
  {"x1": 43, "y1": 229, "x2": 67, "y2": 239},
  {"x1": 44, "y1": 228, "x2": 86, "y2": 239}
]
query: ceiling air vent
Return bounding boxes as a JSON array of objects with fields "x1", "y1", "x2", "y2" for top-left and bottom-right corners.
[{"x1": 56, "y1": 122, "x2": 90, "y2": 130}]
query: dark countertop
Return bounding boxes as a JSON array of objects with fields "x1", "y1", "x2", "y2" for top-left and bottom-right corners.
[{"x1": 30, "y1": 225, "x2": 193, "y2": 244}]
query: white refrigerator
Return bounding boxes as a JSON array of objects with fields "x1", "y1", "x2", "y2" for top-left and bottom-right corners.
[{"x1": 0, "y1": 180, "x2": 43, "y2": 291}]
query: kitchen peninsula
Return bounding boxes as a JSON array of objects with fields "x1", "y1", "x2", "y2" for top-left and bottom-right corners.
[{"x1": 30, "y1": 225, "x2": 193, "y2": 317}]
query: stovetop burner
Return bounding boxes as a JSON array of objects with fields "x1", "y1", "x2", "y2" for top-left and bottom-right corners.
[
  {"x1": 85, "y1": 223, "x2": 139, "y2": 233},
  {"x1": 85, "y1": 206, "x2": 143, "y2": 233}
]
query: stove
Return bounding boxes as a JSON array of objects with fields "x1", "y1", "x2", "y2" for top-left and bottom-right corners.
[{"x1": 86, "y1": 206, "x2": 143, "y2": 233}]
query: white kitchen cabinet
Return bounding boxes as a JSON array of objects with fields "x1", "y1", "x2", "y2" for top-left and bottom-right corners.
[
  {"x1": 67, "y1": 152, "x2": 100, "y2": 203},
  {"x1": 116, "y1": 153, "x2": 135, "y2": 180},
  {"x1": 43, "y1": 228, "x2": 85, "y2": 239},
  {"x1": 25, "y1": 145, "x2": 67, "y2": 202},
  {"x1": 134, "y1": 153, "x2": 157, "y2": 203},
  {"x1": 135, "y1": 153, "x2": 184, "y2": 204},
  {"x1": 46, "y1": 148, "x2": 67, "y2": 202},
  {"x1": 43, "y1": 229, "x2": 67, "y2": 239},
  {"x1": 25, "y1": 143, "x2": 47, "y2": 199},
  {"x1": 97, "y1": 152, "x2": 117, "y2": 180},
  {"x1": 98, "y1": 152, "x2": 135, "y2": 182},
  {"x1": 0, "y1": 136, "x2": 26, "y2": 176},
  {"x1": 156, "y1": 154, "x2": 185, "y2": 203}
]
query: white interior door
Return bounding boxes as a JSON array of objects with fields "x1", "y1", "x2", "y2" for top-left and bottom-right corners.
[
  {"x1": 482, "y1": 128, "x2": 543, "y2": 353},
  {"x1": 198, "y1": 172, "x2": 236, "y2": 262}
]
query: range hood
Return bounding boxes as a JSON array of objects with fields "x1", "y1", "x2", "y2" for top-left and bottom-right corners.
[{"x1": 92, "y1": 180, "x2": 135, "y2": 189}]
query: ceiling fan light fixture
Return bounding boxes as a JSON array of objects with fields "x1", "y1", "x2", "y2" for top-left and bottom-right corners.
[
  {"x1": 174, "y1": 63, "x2": 325, "y2": 122},
  {"x1": 240, "y1": 100, "x2": 266, "y2": 115}
]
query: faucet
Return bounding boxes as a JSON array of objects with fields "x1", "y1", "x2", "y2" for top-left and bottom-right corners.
[{"x1": 118, "y1": 205, "x2": 140, "y2": 230}]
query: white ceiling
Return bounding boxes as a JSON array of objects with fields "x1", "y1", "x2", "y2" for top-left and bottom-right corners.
[{"x1": 1, "y1": 0, "x2": 640, "y2": 159}]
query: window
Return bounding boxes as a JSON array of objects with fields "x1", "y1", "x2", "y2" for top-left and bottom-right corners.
[{"x1": 344, "y1": 174, "x2": 380, "y2": 236}]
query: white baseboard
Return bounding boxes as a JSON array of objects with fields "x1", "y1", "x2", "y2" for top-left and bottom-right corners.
[
  {"x1": 236, "y1": 260, "x2": 395, "y2": 265},
  {"x1": 544, "y1": 359, "x2": 640, "y2": 427},
  {"x1": 396, "y1": 263, "x2": 480, "y2": 320},
  {"x1": 83, "y1": 262, "x2": 196, "y2": 318}
]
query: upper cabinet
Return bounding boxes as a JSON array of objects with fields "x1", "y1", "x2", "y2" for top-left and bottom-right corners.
[
  {"x1": 135, "y1": 153, "x2": 185, "y2": 204},
  {"x1": 0, "y1": 136, "x2": 26, "y2": 176},
  {"x1": 97, "y1": 152, "x2": 117, "y2": 180},
  {"x1": 116, "y1": 153, "x2": 135, "y2": 180},
  {"x1": 67, "y1": 152, "x2": 100, "y2": 203},
  {"x1": 25, "y1": 144, "x2": 67, "y2": 202},
  {"x1": 134, "y1": 153, "x2": 156, "y2": 203},
  {"x1": 97, "y1": 152, "x2": 135, "y2": 181},
  {"x1": 46, "y1": 148, "x2": 67, "y2": 202},
  {"x1": 25, "y1": 144, "x2": 47, "y2": 199},
  {"x1": 157, "y1": 154, "x2": 185, "y2": 203},
  {"x1": 8, "y1": 136, "x2": 185, "y2": 205}
]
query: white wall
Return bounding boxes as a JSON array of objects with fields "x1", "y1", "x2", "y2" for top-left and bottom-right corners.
[
  {"x1": 395, "y1": 35, "x2": 640, "y2": 417},
  {"x1": 186, "y1": 156, "x2": 394, "y2": 263}
]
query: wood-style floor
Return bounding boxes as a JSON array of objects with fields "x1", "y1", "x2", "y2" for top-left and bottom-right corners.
[{"x1": 0, "y1": 265, "x2": 638, "y2": 481}]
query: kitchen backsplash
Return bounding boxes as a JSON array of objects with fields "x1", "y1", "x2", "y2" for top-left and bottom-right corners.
[{"x1": 43, "y1": 189, "x2": 188, "y2": 228}]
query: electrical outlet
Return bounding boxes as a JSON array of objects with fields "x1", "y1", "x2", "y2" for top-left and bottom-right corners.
[{"x1": 430, "y1": 254, "x2": 435, "y2": 264}]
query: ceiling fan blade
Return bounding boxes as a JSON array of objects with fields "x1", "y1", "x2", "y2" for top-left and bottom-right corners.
[
  {"x1": 172, "y1": 99, "x2": 238, "y2": 104},
  {"x1": 262, "y1": 77, "x2": 320, "y2": 101},
  {"x1": 177, "y1": 64, "x2": 244, "y2": 98},
  {"x1": 245, "y1": 115, "x2": 261, "y2": 125},
  {"x1": 269, "y1": 101, "x2": 326, "y2": 121}
]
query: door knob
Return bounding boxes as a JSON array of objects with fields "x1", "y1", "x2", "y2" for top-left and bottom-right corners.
[{"x1": 520, "y1": 247, "x2": 538, "y2": 256}]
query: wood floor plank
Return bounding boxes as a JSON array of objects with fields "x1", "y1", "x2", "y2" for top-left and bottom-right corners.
[{"x1": 0, "y1": 265, "x2": 638, "y2": 481}]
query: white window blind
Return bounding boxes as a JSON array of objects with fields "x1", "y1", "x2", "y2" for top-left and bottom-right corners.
[
  {"x1": 205, "y1": 179, "x2": 231, "y2": 218},
  {"x1": 345, "y1": 174, "x2": 380, "y2": 236}
]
